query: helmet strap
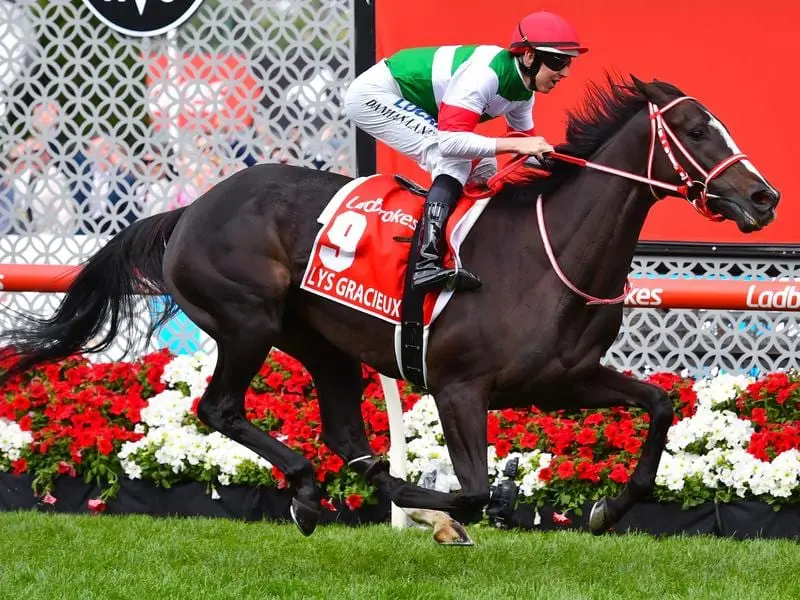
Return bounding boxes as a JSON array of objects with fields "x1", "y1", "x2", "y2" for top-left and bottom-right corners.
[{"x1": 516, "y1": 52, "x2": 542, "y2": 91}]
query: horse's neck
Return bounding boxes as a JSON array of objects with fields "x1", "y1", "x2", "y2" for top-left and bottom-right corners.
[{"x1": 518, "y1": 116, "x2": 654, "y2": 298}]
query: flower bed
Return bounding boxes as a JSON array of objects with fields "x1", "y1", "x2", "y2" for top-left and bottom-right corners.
[{"x1": 1, "y1": 348, "x2": 799, "y2": 537}]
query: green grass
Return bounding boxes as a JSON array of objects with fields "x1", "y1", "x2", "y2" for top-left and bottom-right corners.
[{"x1": 0, "y1": 512, "x2": 797, "y2": 600}]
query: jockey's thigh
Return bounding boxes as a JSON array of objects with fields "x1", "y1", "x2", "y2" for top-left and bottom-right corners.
[
  {"x1": 469, "y1": 157, "x2": 498, "y2": 185},
  {"x1": 431, "y1": 156, "x2": 498, "y2": 187},
  {"x1": 343, "y1": 60, "x2": 438, "y2": 165}
]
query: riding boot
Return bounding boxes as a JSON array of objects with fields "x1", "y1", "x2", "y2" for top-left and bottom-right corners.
[{"x1": 412, "y1": 174, "x2": 482, "y2": 292}]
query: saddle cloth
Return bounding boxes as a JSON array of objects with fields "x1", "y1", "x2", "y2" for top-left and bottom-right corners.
[{"x1": 299, "y1": 173, "x2": 492, "y2": 380}]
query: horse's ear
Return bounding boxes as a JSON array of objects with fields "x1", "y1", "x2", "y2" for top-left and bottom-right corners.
[{"x1": 629, "y1": 75, "x2": 670, "y2": 105}]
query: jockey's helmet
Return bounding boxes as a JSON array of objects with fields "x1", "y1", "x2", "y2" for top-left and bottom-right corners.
[{"x1": 509, "y1": 11, "x2": 589, "y2": 57}]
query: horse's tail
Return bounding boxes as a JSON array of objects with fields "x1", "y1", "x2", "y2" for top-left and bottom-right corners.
[{"x1": 0, "y1": 208, "x2": 188, "y2": 380}]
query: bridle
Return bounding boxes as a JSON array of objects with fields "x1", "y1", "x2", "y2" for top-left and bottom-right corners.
[
  {"x1": 645, "y1": 96, "x2": 747, "y2": 221},
  {"x1": 465, "y1": 95, "x2": 749, "y2": 305}
]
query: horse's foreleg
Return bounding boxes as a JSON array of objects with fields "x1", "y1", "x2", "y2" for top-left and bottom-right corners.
[
  {"x1": 565, "y1": 366, "x2": 673, "y2": 534},
  {"x1": 431, "y1": 380, "x2": 492, "y2": 525},
  {"x1": 364, "y1": 378, "x2": 491, "y2": 546}
]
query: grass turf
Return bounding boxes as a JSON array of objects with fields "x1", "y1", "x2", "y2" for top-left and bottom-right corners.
[{"x1": 0, "y1": 512, "x2": 797, "y2": 599}]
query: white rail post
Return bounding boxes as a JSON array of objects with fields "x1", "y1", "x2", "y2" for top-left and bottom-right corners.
[{"x1": 379, "y1": 374, "x2": 411, "y2": 528}]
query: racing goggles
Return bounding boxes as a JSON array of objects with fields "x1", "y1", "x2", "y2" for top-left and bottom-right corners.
[{"x1": 538, "y1": 51, "x2": 572, "y2": 72}]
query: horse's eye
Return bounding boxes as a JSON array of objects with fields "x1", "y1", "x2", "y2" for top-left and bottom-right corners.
[{"x1": 688, "y1": 129, "x2": 705, "y2": 141}]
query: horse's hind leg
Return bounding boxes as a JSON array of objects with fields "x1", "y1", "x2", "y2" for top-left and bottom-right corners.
[
  {"x1": 562, "y1": 366, "x2": 674, "y2": 534},
  {"x1": 166, "y1": 263, "x2": 323, "y2": 536},
  {"x1": 277, "y1": 317, "x2": 473, "y2": 544},
  {"x1": 277, "y1": 316, "x2": 377, "y2": 467}
]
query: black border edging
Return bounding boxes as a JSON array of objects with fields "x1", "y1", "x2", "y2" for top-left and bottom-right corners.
[
  {"x1": 353, "y1": 0, "x2": 376, "y2": 178},
  {"x1": 636, "y1": 241, "x2": 800, "y2": 260},
  {"x1": 0, "y1": 474, "x2": 389, "y2": 526},
  {"x1": 2, "y1": 474, "x2": 799, "y2": 540}
]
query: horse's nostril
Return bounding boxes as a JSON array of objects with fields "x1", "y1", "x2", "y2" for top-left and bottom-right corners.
[{"x1": 751, "y1": 189, "x2": 778, "y2": 208}]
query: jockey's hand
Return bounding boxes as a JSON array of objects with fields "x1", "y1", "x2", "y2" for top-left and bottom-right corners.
[{"x1": 496, "y1": 136, "x2": 554, "y2": 160}]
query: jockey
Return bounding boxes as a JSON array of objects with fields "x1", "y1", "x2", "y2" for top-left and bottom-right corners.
[{"x1": 343, "y1": 11, "x2": 588, "y2": 292}]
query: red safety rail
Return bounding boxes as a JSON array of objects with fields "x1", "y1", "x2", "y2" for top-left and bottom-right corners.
[{"x1": 1, "y1": 264, "x2": 799, "y2": 311}]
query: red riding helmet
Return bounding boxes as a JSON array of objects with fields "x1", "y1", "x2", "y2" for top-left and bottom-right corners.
[{"x1": 509, "y1": 11, "x2": 589, "y2": 56}]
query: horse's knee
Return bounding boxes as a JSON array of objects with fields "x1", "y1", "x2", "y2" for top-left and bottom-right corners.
[{"x1": 196, "y1": 398, "x2": 241, "y2": 433}]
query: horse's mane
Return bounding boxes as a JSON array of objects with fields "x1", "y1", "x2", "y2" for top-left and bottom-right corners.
[{"x1": 510, "y1": 72, "x2": 685, "y2": 198}]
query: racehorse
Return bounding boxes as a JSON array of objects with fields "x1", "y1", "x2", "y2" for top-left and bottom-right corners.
[{"x1": 0, "y1": 75, "x2": 779, "y2": 543}]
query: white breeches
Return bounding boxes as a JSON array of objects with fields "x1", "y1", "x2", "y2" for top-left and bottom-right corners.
[{"x1": 343, "y1": 60, "x2": 496, "y2": 186}]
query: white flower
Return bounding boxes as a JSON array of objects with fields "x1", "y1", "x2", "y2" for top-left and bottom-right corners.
[
  {"x1": 115, "y1": 354, "x2": 272, "y2": 487},
  {"x1": 139, "y1": 390, "x2": 194, "y2": 428},
  {"x1": 693, "y1": 373, "x2": 754, "y2": 410},
  {"x1": 0, "y1": 418, "x2": 32, "y2": 462},
  {"x1": 160, "y1": 352, "x2": 214, "y2": 399},
  {"x1": 657, "y1": 372, "x2": 800, "y2": 501}
]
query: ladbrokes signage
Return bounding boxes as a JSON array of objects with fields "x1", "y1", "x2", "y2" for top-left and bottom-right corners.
[{"x1": 81, "y1": 0, "x2": 205, "y2": 37}]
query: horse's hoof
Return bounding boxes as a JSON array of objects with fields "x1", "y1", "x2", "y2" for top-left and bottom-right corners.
[
  {"x1": 290, "y1": 497, "x2": 320, "y2": 537},
  {"x1": 433, "y1": 518, "x2": 474, "y2": 546},
  {"x1": 588, "y1": 497, "x2": 611, "y2": 535}
]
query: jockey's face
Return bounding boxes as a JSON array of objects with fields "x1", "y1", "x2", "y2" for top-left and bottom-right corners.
[{"x1": 522, "y1": 49, "x2": 570, "y2": 94}]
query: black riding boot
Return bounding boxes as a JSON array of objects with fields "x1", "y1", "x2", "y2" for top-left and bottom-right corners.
[{"x1": 412, "y1": 174, "x2": 482, "y2": 292}]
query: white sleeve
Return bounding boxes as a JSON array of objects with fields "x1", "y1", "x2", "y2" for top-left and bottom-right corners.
[
  {"x1": 437, "y1": 65, "x2": 499, "y2": 159},
  {"x1": 438, "y1": 131, "x2": 497, "y2": 158}
]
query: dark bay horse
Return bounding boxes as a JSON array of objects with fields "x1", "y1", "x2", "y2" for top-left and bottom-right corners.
[{"x1": 1, "y1": 76, "x2": 779, "y2": 541}]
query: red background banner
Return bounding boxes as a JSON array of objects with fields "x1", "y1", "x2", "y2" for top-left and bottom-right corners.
[{"x1": 374, "y1": 0, "x2": 797, "y2": 245}]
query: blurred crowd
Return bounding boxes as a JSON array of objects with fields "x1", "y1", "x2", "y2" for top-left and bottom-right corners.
[{"x1": 0, "y1": 101, "x2": 351, "y2": 236}]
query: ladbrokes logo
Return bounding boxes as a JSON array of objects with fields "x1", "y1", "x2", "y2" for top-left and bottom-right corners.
[
  {"x1": 81, "y1": 0, "x2": 205, "y2": 37},
  {"x1": 746, "y1": 285, "x2": 800, "y2": 309}
]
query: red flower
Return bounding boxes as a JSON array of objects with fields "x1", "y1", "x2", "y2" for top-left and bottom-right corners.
[
  {"x1": 87, "y1": 498, "x2": 106, "y2": 513},
  {"x1": 609, "y1": 464, "x2": 630, "y2": 484},
  {"x1": 26, "y1": 381, "x2": 48, "y2": 402},
  {"x1": 576, "y1": 460, "x2": 602, "y2": 483},
  {"x1": 552, "y1": 511, "x2": 572, "y2": 525},
  {"x1": 520, "y1": 431, "x2": 539, "y2": 449},
  {"x1": 494, "y1": 439, "x2": 512, "y2": 458},
  {"x1": 623, "y1": 437, "x2": 643, "y2": 454},
  {"x1": 265, "y1": 372, "x2": 284, "y2": 390},
  {"x1": 57, "y1": 461, "x2": 77, "y2": 477},
  {"x1": 538, "y1": 467, "x2": 553, "y2": 482},
  {"x1": 556, "y1": 461, "x2": 575, "y2": 479},
  {"x1": 96, "y1": 437, "x2": 114, "y2": 456},
  {"x1": 678, "y1": 386, "x2": 697, "y2": 415},
  {"x1": 11, "y1": 458, "x2": 27, "y2": 475},
  {"x1": 320, "y1": 498, "x2": 337, "y2": 512},
  {"x1": 776, "y1": 383, "x2": 799, "y2": 405},
  {"x1": 576, "y1": 427, "x2": 597, "y2": 445},
  {"x1": 583, "y1": 413, "x2": 604, "y2": 426},
  {"x1": 368, "y1": 411, "x2": 389, "y2": 433},
  {"x1": 345, "y1": 494, "x2": 363, "y2": 510},
  {"x1": 646, "y1": 372, "x2": 682, "y2": 391},
  {"x1": 750, "y1": 407, "x2": 768, "y2": 426},
  {"x1": 369, "y1": 435, "x2": 389, "y2": 454}
]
